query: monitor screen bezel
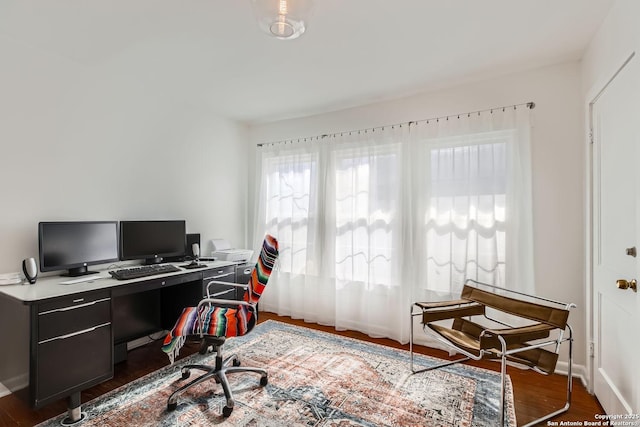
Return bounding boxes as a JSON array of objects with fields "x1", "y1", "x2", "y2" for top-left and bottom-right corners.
[
  {"x1": 38, "y1": 220, "x2": 120, "y2": 274},
  {"x1": 119, "y1": 220, "x2": 186, "y2": 263}
]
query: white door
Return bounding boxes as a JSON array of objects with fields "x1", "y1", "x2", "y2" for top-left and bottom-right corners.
[{"x1": 591, "y1": 52, "x2": 640, "y2": 415}]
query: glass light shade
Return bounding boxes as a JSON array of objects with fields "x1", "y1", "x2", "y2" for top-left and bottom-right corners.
[{"x1": 250, "y1": 0, "x2": 313, "y2": 40}]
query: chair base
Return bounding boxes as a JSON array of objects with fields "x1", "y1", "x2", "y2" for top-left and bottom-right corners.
[{"x1": 166, "y1": 350, "x2": 268, "y2": 417}]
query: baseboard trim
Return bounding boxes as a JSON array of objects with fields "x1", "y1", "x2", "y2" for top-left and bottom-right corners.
[
  {"x1": 0, "y1": 382, "x2": 9, "y2": 399},
  {"x1": 126, "y1": 336, "x2": 154, "y2": 351},
  {"x1": 556, "y1": 361, "x2": 588, "y2": 389},
  {"x1": 126, "y1": 330, "x2": 167, "y2": 351},
  {"x1": 0, "y1": 373, "x2": 28, "y2": 396}
]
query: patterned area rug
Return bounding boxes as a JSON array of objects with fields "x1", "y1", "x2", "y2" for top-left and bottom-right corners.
[{"x1": 37, "y1": 320, "x2": 516, "y2": 427}]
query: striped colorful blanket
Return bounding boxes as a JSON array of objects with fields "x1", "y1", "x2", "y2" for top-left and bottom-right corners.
[{"x1": 162, "y1": 235, "x2": 278, "y2": 364}]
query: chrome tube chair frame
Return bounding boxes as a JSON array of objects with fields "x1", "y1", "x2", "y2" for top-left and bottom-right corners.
[
  {"x1": 166, "y1": 280, "x2": 267, "y2": 417},
  {"x1": 409, "y1": 279, "x2": 575, "y2": 427}
]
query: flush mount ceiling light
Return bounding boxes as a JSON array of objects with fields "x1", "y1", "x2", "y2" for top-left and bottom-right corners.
[{"x1": 250, "y1": 0, "x2": 314, "y2": 40}]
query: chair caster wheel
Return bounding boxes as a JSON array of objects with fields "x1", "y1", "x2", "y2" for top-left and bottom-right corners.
[
  {"x1": 222, "y1": 406, "x2": 233, "y2": 417},
  {"x1": 260, "y1": 376, "x2": 268, "y2": 386},
  {"x1": 167, "y1": 402, "x2": 177, "y2": 412},
  {"x1": 181, "y1": 370, "x2": 190, "y2": 380},
  {"x1": 232, "y1": 359, "x2": 241, "y2": 367}
]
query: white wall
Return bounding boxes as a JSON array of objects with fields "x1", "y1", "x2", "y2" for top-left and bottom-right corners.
[
  {"x1": 248, "y1": 62, "x2": 587, "y2": 372},
  {"x1": 0, "y1": 36, "x2": 249, "y2": 275},
  {"x1": 0, "y1": 28, "x2": 249, "y2": 394},
  {"x1": 582, "y1": 0, "x2": 639, "y2": 95}
]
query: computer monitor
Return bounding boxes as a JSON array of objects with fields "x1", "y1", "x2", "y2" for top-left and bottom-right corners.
[
  {"x1": 119, "y1": 220, "x2": 186, "y2": 265},
  {"x1": 38, "y1": 221, "x2": 120, "y2": 277}
]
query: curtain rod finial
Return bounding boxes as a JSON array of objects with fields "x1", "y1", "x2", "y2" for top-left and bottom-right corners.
[{"x1": 527, "y1": 102, "x2": 536, "y2": 109}]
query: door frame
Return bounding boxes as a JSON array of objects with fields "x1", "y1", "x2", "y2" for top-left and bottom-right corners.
[{"x1": 586, "y1": 50, "x2": 636, "y2": 394}]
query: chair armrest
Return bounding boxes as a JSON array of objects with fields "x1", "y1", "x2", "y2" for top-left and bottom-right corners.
[
  {"x1": 206, "y1": 280, "x2": 249, "y2": 297},
  {"x1": 479, "y1": 323, "x2": 554, "y2": 348},
  {"x1": 415, "y1": 299, "x2": 474, "y2": 309},
  {"x1": 483, "y1": 323, "x2": 554, "y2": 337},
  {"x1": 419, "y1": 301, "x2": 485, "y2": 323}
]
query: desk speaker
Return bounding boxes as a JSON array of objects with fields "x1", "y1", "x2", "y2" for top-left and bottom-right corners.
[
  {"x1": 22, "y1": 257, "x2": 38, "y2": 284},
  {"x1": 186, "y1": 233, "x2": 200, "y2": 259}
]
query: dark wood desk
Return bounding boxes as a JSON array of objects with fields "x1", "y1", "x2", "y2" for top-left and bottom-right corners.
[{"x1": 0, "y1": 261, "x2": 239, "y2": 424}]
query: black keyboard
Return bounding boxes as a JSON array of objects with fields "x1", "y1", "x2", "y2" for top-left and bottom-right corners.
[{"x1": 108, "y1": 264, "x2": 182, "y2": 280}]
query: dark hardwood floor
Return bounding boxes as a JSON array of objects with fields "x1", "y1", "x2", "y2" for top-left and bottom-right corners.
[{"x1": 0, "y1": 312, "x2": 603, "y2": 426}]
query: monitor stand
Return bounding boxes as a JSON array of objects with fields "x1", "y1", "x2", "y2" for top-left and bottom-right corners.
[
  {"x1": 62, "y1": 266, "x2": 99, "y2": 277},
  {"x1": 144, "y1": 256, "x2": 164, "y2": 265},
  {"x1": 182, "y1": 263, "x2": 207, "y2": 270}
]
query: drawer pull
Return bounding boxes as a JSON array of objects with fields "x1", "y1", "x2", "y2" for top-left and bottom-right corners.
[
  {"x1": 243, "y1": 268, "x2": 252, "y2": 275},
  {"x1": 39, "y1": 322, "x2": 111, "y2": 344},
  {"x1": 39, "y1": 297, "x2": 111, "y2": 316},
  {"x1": 211, "y1": 272, "x2": 234, "y2": 279}
]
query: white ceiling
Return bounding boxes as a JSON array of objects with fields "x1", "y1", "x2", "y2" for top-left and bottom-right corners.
[{"x1": 0, "y1": 0, "x2": 614, "y2": 124}]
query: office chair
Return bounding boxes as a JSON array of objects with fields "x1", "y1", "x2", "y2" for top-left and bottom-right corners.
[
  {"x1": 162, "y1": 234, "x2": 278, "y2": 417},
  {"x1": 410, "y1": 279, "x2": 575, "y2": 427}
]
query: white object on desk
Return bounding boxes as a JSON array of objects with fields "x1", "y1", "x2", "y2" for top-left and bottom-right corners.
[
  {"x1": 211, "y1": 239, "x2": 232, "y2": 252},
  {"x1": 59, "y1": 275, "x2": 109, "y2": 285},
  {"x1": 210, "y1": 239, "x2": 253, "y2": 263},
  {"x1": 0, "y1": 272, "x2": 22, "y2": 285},
  {"x1": 212, "y1": 249, "x2": 253, "y2": 262}
]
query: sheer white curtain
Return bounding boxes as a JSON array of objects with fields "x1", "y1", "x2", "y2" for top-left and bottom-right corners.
[
  {"x1": 410, "y1": 107, "x2": 535, "y2": 304},
  {"x1": 253, "y1": 106, "x2": 533, "y2": 344}
]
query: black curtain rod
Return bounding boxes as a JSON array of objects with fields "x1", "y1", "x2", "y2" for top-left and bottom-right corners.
[{"x1": 257, "y1": 101, "x2": 535, "y2": 147}]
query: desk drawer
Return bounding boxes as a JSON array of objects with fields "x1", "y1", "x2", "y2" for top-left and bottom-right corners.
[
  {"x1": 204, "y1": 265, "x2": 235, "y2": 283},
  {"x1": 38, "y1": 291, "x2": 111, "y2": 342},
  {"x1": 236, "y1": 262, "x2": 253, "y2": 285},
  {"x1": 36, "y1": 322, "x2": 112, "y2": 406},
  {"x1": 204, "y1": 265, "x2": 239, "y2": 300},
  {"x1": 111, "y1": 271, "x2": 203, "y2": 297}
]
